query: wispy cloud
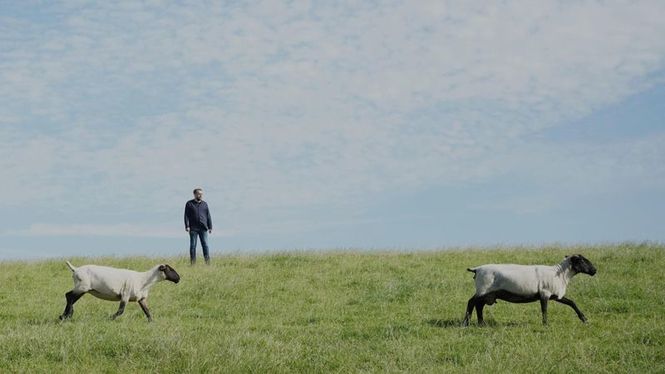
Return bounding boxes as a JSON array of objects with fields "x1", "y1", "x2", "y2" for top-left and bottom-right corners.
[{"x1": 1, "y1": 1, "x2": 664, "y2": 245}]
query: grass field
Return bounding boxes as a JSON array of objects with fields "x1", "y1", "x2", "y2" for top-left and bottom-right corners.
[{"x1": 1, "y1": 242, "x2": 663, "y2": 373}]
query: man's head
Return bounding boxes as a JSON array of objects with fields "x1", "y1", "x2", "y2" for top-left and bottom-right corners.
[{"x1": 193, "y1": 188, "x2": 204, "y2": 201}]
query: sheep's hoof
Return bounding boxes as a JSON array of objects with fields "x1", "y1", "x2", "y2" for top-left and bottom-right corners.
[{"x1": 59, "y1": 313, "x2": 73, "y2": 321}]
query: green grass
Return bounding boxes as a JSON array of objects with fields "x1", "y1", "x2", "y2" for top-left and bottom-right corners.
[{"x1": 1, "y1": 242, "x2": 664, "y2": 373}]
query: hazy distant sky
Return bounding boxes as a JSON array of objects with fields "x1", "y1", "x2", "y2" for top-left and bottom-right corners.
[{"x1": 2, "y1": 1, "x2": 664, "y2": 259}]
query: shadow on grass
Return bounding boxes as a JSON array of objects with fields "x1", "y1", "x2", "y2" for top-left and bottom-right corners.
[
  {"x1": 425, "y1": 318, "x2": 463, "y2": 328},
  {"x1": 426, "y1": 318, "x2": 527, "y2": 328},
  {"x1": 26, "y1": 317, "x2": 63, "y2": 326}
]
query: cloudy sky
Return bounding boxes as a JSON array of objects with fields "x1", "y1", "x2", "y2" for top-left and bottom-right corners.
[{"x1": 1, "y1": 1, "x2": 664, "y2": 259}]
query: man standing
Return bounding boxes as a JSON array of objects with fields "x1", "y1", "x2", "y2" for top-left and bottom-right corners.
[{"x1": 184, "y1": 188, "x2": 213, "y2": 265}]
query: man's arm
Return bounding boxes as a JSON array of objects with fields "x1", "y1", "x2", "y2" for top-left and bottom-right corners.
[
  {"x1": 184, "y1": 202, "x2": 190, "y2": 231},
  {"x1": 206, "y1": 203, "x2": 212, "y2": 232}
]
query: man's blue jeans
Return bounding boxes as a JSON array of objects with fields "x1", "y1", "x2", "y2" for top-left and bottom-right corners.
[{"x1": 189, "y1": 229, "x2": 210, "y2": 264}]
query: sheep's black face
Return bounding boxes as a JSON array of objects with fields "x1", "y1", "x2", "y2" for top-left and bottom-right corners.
[
  {"x1": 159, "y1": 264, "x2": 181, "y2": 283},
  {"x1": 569, "y1": 254, "x2": 596, "y2": 276}
]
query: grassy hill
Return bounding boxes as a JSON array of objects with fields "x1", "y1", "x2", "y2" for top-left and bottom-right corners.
[{"x1": 1, "y1": 243, "x2": 663, "y2": 373}]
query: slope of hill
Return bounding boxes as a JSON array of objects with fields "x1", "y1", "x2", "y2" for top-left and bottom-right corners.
[{"x1": 1, "y1": 243, "x2": 663, "y2": 373}]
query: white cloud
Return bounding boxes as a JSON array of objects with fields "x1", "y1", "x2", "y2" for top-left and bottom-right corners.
[{"x1": 1, "y1": 1, "x2": 664, "y2": 238}]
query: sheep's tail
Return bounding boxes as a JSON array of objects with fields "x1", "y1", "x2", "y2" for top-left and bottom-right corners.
[{"x1": 65, "y1": 261, "x2": 76, "y2": 272}]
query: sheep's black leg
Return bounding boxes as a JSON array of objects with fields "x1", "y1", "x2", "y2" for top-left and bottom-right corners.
[
  {"x1": 554, "y1": 296, "x2": 587, "y2": 323},
  {"x1": 111, "y1": 301, "x2": 126, "y2": 320},
  {"x1": 475, "y1": 299, "x2": 486, "y2": 326},
  {"x1": 462, "y1": 296, "x2": 476, "y2": 326},
  {"x1": 59, "y1": 291, "x2": 84, "y2": 320},
  {"x1": 60, "y1": 292, "x2": 74, "y2": 320},
  {"x1": 540, "y1": 297, "x2": 549, "y2": 325},
  {"x1": 138, "y1": 298, "x2": 153, "y2": 322}
]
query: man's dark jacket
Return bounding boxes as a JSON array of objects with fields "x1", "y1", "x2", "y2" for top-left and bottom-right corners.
[{"x1": 184, "y1": 199, "x2": 212, "y2": 231}]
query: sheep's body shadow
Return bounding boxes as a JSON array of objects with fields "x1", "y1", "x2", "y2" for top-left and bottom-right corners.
[{"x1": 426, "y1": 318, "x2": 526, "y2": 328}]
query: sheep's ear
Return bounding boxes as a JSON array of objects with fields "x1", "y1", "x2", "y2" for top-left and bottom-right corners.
[{"x1": 158, "y1": 265, "x2": 166, "y2": 271}]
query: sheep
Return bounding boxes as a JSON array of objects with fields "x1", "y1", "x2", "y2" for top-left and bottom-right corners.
[
  {"x1": 461, "y1": 254, "x2": 596, "y2": 326},
  {"x1": 59, "y1": 261, "x2": 180, "y2": 322}
]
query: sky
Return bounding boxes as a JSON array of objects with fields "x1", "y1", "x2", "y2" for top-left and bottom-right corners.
[{"x1": 1, "y1": 1, "x2": 664, "y2": 260}]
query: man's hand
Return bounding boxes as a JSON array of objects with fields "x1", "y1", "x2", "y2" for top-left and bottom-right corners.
[
  {"x1": 185, "y1": 227, "x2": 190, "y2": 232},
  {"x1": 208, "y1": 229, "x2": 212, "y2": 234}
]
